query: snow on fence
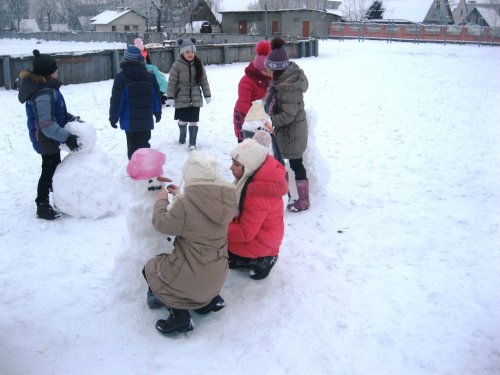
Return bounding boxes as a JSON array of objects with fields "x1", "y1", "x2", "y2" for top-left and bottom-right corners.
[
  {"x1": 0, "y1": 39, "x2": 318, "y2": 90},
  {"x1": 328, "y1": 22, "x2": 500, "y2": 46}
]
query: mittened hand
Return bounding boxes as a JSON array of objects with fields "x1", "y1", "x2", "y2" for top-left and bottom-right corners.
[
  {"x1": 65, "y1": 134, "x2": 79, "y2": 152},
  {"x1": 165, "y1": 99, "x2": 174, "y2": 107},
  {"x1": 155, "y1": 114, "x2": 161, "y2": 123},
  {"x1": 166, "y1": 184, "x2": 180, "y2": 196},
  {"x1": 74, "y1": 116, "x2": 84, "y2": 123},
  {"x1": 205, "y1": 97, "x2": 211, "y2": 105},
  {"x1": 110, "y1": 120, "x2": 117, "y2": 129}
]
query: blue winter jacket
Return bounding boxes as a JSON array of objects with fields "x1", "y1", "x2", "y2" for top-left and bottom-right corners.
[
  {"x1": 18, "y1": 71, "x2": 74, "y2": 155},
  {"x1": 109, "y1": 60, "x2": 162, "y2": 132}
]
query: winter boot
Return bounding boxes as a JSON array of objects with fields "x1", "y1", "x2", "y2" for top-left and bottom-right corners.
[
  {"x1": 178, "y1": 123, "x2": 187, "y2": 144},
  {"x1": 228, "y1": 252, "x2": 257, "y2": 269},
  {"x1": 36, "y1": 199, "x2": 62, "y2": 220},
  {"x1": 188, "y1": 126, "x2": 198, "y2": 150},
  {"x1": 147, "y1": 290, "x2": 165, "y2": 309},
  {"x1": 288, "y1": 180, "x2": 310, "y2": 212},
  {"x1": 156, "y1": 308, "x2": 194, "y2": 334},
  {"x1": 194, "y1": 295, "x2": 226, "y2": 315},
  {"x1": 249, "y1": 256, "x2": 278, "y2": 280}
]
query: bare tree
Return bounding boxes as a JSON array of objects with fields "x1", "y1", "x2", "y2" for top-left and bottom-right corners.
[
  {"x1": 341, "y1": 0, "x2": 372, "y2": 22},
  {"x1": 3, "y1": 0, "x2": 27, "y2": 31}
]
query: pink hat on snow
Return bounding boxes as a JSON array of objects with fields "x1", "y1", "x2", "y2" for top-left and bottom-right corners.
[{"x1": 126, "y1": 148, "x2": 166, "y2": 180}]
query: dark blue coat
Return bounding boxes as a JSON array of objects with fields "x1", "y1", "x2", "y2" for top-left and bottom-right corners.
[
  {"x1": 109, "y1": 61, "x2": 162, "y2": 132},
  {"x1": 18, "y1": 71, "x2": 74, "y2": 155}
]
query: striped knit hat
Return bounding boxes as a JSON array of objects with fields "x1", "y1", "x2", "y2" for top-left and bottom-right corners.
[{"x1": 124, "y1": 46, "x2": 145, "y2": 64}]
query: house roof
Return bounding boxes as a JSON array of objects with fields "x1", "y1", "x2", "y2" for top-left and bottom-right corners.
[
  {"x1": 19, "y1": 19, "x2": 40, "y2": 32},
  {"x1": 378, "y1": 0, "x2": 436, "y2": 22},
  {"x1": 91, "y1": 8, "x2": 143, "y2": 25},
  {"x1": 473, "y1": 6, "x2": 500, "y2": 26}
]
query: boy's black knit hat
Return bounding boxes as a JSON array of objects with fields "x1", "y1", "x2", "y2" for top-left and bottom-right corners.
[{"x1": 33, "y1": 49, "x2": 58, "y2": 77}]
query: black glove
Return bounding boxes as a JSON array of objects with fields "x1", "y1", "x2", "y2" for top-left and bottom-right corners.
[
  {"x1": 110, "y1": 120, "x2": 117, "y2": 129},
  {"x1": 155, "y1": 114, "x2": 161, "y2": 123},
  {"x1": 65, "y1": 134, "x2": 79, "y2": 152}
]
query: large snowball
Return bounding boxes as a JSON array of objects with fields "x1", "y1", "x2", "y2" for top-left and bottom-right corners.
[
  {"x1": 53, "y1": 146, "x2": 122, "y2": 219},
  {"x1": 59, "y1": 121, "x2": 97, "y2": 153}
]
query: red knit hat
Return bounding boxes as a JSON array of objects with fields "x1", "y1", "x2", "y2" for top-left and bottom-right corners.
[{"x1": 253, "y1": 40, "x2": 271, "y2": 71}]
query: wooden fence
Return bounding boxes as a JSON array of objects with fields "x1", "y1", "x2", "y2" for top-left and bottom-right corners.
[
  {"x1": 0, "y1": 39, "x2": 318, "y2": 89},
  {"x1": 329, "y1": 22, "x2": 500, "y2": 45}
]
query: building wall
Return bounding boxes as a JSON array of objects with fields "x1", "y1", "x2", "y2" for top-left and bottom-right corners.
[
  {"x1": 222, "y1": 10, "x2": 338, "y2": 37},
  {"x1": 94, "y1": 13, "x2": 145, "y2": 33}
]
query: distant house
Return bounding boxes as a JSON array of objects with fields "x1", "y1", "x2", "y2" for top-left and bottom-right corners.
[
  {"x1": 220, "y1": 9, "x2": 341, "y2": 38},
  {"x1": 18, "y1": 19, "x2": 40, "y2": 32},
  {"x1": 366, "y1": 0, "x2": 454, "y2": 24},
  {"x1": 91, "y1": 7, "x2": 146, "y2": 33},
  {"x1": 467, "y1": 1, "x2": 500, "y2": 26},
  {"x1": 451, "y1": 0, "x2": 469, "y2": 24}
]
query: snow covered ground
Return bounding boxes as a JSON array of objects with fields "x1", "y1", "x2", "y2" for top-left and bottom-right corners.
[{"x1": 0, "y1": 38, "x2": 499, "y2": 375}]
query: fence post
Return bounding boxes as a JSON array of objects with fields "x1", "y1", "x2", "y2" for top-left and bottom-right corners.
[
  {"x1": 2, "y1": 56, "x2": 12, "y2": 90},
  {"x1": 223, "y1": 45, "x2": 230, "y2": 64},
  {"x1": 112, "y1": 50, "x2": 120, "y2": 76}
]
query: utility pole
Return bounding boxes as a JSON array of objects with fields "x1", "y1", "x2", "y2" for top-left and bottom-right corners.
[{"x1": 265, "y1": 3, "x2": 268, "y2": 38}]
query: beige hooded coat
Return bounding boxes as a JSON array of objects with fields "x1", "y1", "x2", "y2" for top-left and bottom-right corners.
[{"x1": 144, "y1": 181, "x2": 237, "y2": 310}]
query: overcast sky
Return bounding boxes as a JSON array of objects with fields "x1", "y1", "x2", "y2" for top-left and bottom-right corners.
[{"x1": 220, "y1": 0, "x2": 254, "y2": 11}]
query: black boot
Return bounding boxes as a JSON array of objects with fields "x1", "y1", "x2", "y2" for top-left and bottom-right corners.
[
  {"x1": 36, "y1": 199, "x2": 61, "y2": 220},
  {"x1": 194, "y1": 295, "x2": 225, "y2": 315},
  {"x1": 156, "y1": 308, "x2": 193, "y2": 334},
  {"x1": 178, "y1": 124, "x2": 187, "y2": 144},
  {"x1": 249, "y1": 256, "x2": 278, "y2": 280},
  {"x1": 228, "y1": 252, "x2": 257, "y2": 269},
  {"x1": 188, "y1": 126, "x2": 198, "y2": 150}
]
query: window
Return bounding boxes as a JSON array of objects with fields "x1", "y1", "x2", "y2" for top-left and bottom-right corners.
[
  {"x1": 124, "y1": 25, "x2": 130, "y2": 31},
  {"x1": 112, "y1": 25, "x2": 116, "y2": 31},
  {"x1": 133, "y1": 25, "x2": 138, "y2": 31}
]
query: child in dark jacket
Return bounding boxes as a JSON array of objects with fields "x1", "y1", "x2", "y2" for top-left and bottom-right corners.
[
  {"x1": 109, "y1": 46, "x2": 162, "y2": 159},
  {"x1": 18, "y1": 49, "x2": 81, "y2": 220},
  {"x1": 228, "y1": 132, "x2": 288, "y2": 280}
]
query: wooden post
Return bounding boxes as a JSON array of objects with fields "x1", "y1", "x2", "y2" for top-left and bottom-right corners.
[
  {"x1": 2, "y1": 56, "x2": 12, "y2": 90},
  {"x1": 112, "y1": 50, "x2": 120, "y2": 76}
]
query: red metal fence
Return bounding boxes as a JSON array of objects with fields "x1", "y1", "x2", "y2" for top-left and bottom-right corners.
[{"x1": 329, "y1": 22, "x2": 500, "y2": 45}]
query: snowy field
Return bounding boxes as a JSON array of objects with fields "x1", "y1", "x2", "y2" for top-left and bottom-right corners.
[{"x1": 0, "y1": 38, "x2": 499, "y2": 375}]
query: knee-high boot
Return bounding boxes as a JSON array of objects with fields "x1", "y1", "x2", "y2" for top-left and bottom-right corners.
[
  {"x1": 288, "y1": 179, "x2": 310, "y2": 212},
  {"x1": 188, "y1": 126, "x2": 198, "y2": 150},
  {"x1": 178, "y1": 122, "x2": 187, "y2": 144}
]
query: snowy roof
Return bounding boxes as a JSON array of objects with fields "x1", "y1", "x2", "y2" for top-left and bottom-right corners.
[
  {"x1": 19, "y1": 19, "x2": 40, "y2": 32},
  {"x1": 473, "y1": 5, "x2": 500, "y2": 26},
  {"x1": 91, "y1": 9, "x2": 136, "y2": 25},
  {"x1": 380, "y1": 0, "x2": 436, "y2": 22}
]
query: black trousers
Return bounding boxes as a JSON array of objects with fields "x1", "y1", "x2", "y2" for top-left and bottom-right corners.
[
  {"x1": 126, "y1": 130, "x2": 151, "y2": 160},
  {"x1": 289, "y1": 157, "x2": 307, "y2": 180},
  {"x1": 37, "y1": 153, "x2": 61, "y2": 203}
]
